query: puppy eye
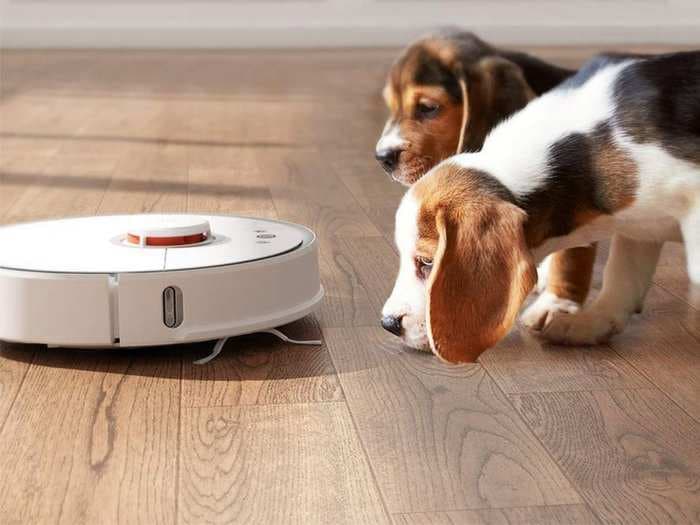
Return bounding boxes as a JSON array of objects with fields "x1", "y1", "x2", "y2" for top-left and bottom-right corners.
[
  {"x1": 415, "y1": 101, "x2": 440, "y2": 119},
  {"x1": 416, "y1": 256, "x2": 434, "y2": 278}
]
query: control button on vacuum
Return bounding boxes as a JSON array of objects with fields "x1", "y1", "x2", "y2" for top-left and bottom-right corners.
[
  {"x1": 163, "y1": 286, "x2": 183, "y2": 328},
  {"x1": 127, "y1": 216, "x2": 211, "y2": 247},
  {"x1": 256, "y1": 233, "x2": 276, "y2": 239}
]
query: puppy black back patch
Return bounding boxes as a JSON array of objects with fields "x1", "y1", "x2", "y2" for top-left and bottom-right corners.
[{"x1": 615, "y1": 51, "x2": 700, "y2": 166}]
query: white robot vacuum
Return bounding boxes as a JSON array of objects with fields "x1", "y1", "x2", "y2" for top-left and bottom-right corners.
[{"x1": 0, "y1": 214, "x2": 323, "y2": 356}]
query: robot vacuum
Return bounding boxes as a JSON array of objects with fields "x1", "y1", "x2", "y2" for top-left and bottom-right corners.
[{"x1": 0, "y1": 214, "x2": 323, "y2": 350}]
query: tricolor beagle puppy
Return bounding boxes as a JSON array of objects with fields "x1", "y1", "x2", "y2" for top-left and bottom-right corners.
[
  {"x1": 376, "y1": 29, "x2": 574, "y2": 185},
  {"x1": 382, "y1": 51, "x2": 700, "y2": 363},
  {"x1": 376, "y1": 30, "x2": 601, "y2": 341}
]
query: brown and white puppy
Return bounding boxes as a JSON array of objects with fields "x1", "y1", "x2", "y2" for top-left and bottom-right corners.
[
  {"x1": 382, "y1": 52, "x2": 700, "y2": 362},
  {"x1": 376, "y1": 29, "x2": 573, "y2": 186},
  {"x1": 376, "y1": 29, "x2": 597, "y2": 334}
]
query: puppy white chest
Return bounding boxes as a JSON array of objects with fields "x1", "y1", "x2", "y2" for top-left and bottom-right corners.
[{"x1": 613, "y1": 136, "x2": 699, "y2": 243}]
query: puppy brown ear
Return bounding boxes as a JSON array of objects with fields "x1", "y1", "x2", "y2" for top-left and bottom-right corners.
[
  {"x1": 426, "y1": 202, "x2": 536, "y2": 363},
  {"x1": 457, "y1": 57, "x2": 536, "y2": 153}
]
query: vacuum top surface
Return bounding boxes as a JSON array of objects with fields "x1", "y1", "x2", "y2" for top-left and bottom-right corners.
[{"x1": 0, "y1": 214, "x2": 306, "y2": 274}]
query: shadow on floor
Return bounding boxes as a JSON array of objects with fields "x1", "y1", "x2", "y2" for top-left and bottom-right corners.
[
  {"x1": 0, "y1": 170, "x2": 274, "y2": 198},
  {"x1": 0, "y1": 132, "x2": 305, "y2": 150},
  {"x1": 0, "y1": 317, "x2": 334, "y2": 381}
]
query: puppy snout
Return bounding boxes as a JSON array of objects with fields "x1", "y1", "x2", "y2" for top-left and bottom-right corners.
[
  {"x1": 381, "y1": 314, "x2": 404, "y2": 337},
  {"x1": 375, "y1": 148, "x2": 401, "y2": 174}
]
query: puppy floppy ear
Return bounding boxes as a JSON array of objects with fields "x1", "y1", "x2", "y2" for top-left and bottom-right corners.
[
  {"x1": 456, "y1": 57, "x2": 536, "y2": 153},
  {"x1": 426, "y1": 201, "x2": 537, "y2": 363}
]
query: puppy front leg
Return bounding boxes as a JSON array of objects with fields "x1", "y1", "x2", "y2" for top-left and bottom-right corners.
[
  {"x1": 521, "y1": 245, "x2": 597, "y2": 330},
  {"x1": 681, "y1": 207, "x2": 700, "y2": 284},
  {"x1": 542, "y1": 235, "x2": 662, "y2": 345},
  {"x1": 681, "y1": 207, "x2": 700, "y2": 308}
]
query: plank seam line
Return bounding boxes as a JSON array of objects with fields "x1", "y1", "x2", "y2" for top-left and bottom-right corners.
[
  {"x1": 0, "y1": 150, "x2": 57, "y2": 223},
  {"x1": 492, "y1": 384, "x2": 653, "y2": 395},
  {"x1": 185, "y1": 161, "x2": 192, "y2": 214},
  {"x1": 652, "y1": 279, "x2": 699, "y2": 314},
  {"x1": 333, "y1": 161, "x2": 397, "y2": 242},
  {"x1": 325, "y1": 351, "x2": 394, "y2": 522},
  {"x1": 478, "y1": 362, "x2": 603, "y2": 524},
  {"x1": 390, "y1": 501, "x2": 594, "y2": 516},
  {"x1": 175, "y1": 349, "x2": 183, "y2": 523},
  {"x1": 504, "y1": 385, "x2": 669, "y2": 397},
  {"x1": 91, "y1": 140, "x2": 123, "y2": 215},
  {"x1": 0, "y1": 348, "x2": 37, "y2": 440},
  {"x1": 181, "y1": 400, "x2": 348, "y2": 411},
  {"x1": 259, "y1": 155, "x2": 282, "y2": 221},
  {"x1": 606, "y1": 343, "x2": 700, "y2": 426}
]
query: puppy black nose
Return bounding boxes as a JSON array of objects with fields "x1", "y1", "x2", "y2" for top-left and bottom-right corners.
[
  {"x1": 375, "y1": 148, "x2": 400, "y2": 174},
  {"x1": 381, "y1": 315, "x2": 404, "y2": 337}
]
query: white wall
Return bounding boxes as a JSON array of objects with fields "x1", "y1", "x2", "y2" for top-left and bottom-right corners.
[{"x1": 1, "y1": 0, "x2": 699, "y2": 48}]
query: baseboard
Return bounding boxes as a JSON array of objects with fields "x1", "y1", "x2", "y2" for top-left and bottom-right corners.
[{"x1": 2, "y1": 25, "x2": 700, "y2": 49}]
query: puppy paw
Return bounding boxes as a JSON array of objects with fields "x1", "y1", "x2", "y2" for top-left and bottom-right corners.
[
  {"x1": 540, "y1": 309, "x2": 626, "y2": 345},
  {"x1": 521, "y1": 292, "x2": 581, "y2": 331}
]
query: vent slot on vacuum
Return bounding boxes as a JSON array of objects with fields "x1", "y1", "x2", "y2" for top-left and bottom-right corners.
[{"x1": 162, "y1": 286, "x2": 183, "y2": 328}]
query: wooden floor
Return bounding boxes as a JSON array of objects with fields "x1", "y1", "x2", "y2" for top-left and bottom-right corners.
[{"x1": 0, "y1": 47, "x2": 698, "y2": 525}]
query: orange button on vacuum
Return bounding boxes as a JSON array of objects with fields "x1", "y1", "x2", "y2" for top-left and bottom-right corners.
[
  {"x1": 126, "y1": 216, "x2": 211, "y2": 247},
  {"x1": 126, "y1": 232, "x2": 207, "y2": 246}
]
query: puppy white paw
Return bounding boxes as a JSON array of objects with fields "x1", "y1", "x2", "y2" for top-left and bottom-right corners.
[
  {"x1": 521, "y1": 292, "x2": 581, "y2": 331},
  {"x1": 540, "y1": 309, "x2": 626, "y2": 345}
]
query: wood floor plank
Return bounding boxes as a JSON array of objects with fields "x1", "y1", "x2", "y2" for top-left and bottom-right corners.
[
  {"x1": 497, "y1": 251, "x2": 698, "y2": 413},
  {"x1": 338, "y1": 172, "x2": 404, "y2": 244},
  {"x1": 480, "y1": 328, "x2": 652, "y2": 394},
  {"x1": 325, "y1": 326, "x2": 581, "y2": 514},
  {"x1": 511, "y1": 389, "x2": 700, "y2": 524},
  {"x1": 338, "y1": 172, "x2": 404, "y2": 212},
  {"x1": 393, "y1": 504, "x2": 600, "y2": 525},
  {"x1": 361, "y1": 200, "x2": 400, "y2": 246},
  {"x1": 98, "y1": 144, "x2": 189, "y2": 214},
  {"x1": 607, "y1": 311, "x2": 700, "y2": 423},
  {"x1": 316, "y1": 235, "x2": 397, "y2": 328},
  {"x1": 0, "y1": 348, "x2": 180, "y2": 525},
  {"x1": 0, "y1": 343, "x2": 35, "y2": 436},
  {"x1": 324, "y1": 147, "x2": 387, "y2": 183},
  {"x1": 336, "y1": 235, "x2": 397, "y2": 319},
  {"x1": 0, "y1": 137, "x2": 62, "y2": 165},
  {"x1": 653, "y1": 243, "x2": 697, "y2": 311},
  {"x1": 0, "y1": 93, "x2": 98, "y2": 137},
  {"x1": 187, "y1": 148, "x2": 278, "y2": 219},
  {"x1": 3, "y1": 152, "x2": 115, "y2": 223},
  {"x1": 315, "y1": 238, "x2": 378, "y2": 328},
  {"x1": 0, "y1": 129, "x2": 61, "y2": 158},
  {"x1": 75, "y1": 97, "x2": 163, "y2": 151},
  {"x1": 260, "y1": 150, "x2": 382, "y2": 242},
  {"x1": 178, "y1": 402, "x2": 390, "y2": 525},
  {"x1": 182, "y1": 317, "x2": 343, "y2": 408},
  {"x1": 0, "y1": 153, "x2": 56, "y2": 221},
  {"x1": 578, "y1": 284, "x2": 700, "y2": 422}
]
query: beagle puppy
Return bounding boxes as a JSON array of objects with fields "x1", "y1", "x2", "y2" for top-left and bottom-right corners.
[
  {"x1": 382, "y1": 51, "x2": 700, "y2": 363},
  {"x1": 376, "y1": 29, "x2": 574, "y2": 185},
  {"x1": 375, "y1": 29, "x2": 599, "y2": 342}
]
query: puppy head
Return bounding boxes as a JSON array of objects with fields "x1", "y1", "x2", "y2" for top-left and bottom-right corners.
[
  {"x1": 376, "y1": 30, "x2": 536, "y2": 186},
  {"x1": 382, "y1": 162, "x2": 537, "y2": 363}
]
